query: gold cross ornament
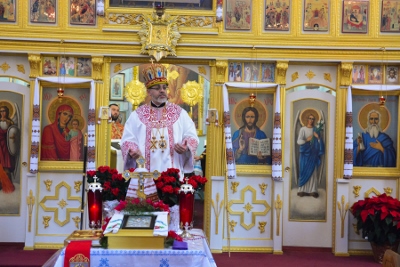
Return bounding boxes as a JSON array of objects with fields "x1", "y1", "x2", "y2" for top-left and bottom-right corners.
[
  {"x1": 123, "y1": 156, "x2": 160, "y2": 200},
  {"x1": 150, "y1": 136, "x2": 158, "y2": 152}
]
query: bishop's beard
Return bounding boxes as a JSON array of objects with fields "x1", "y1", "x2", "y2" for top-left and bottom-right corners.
[{"x1": 366, "y1": 124, "x2": 381, "y2": 139}]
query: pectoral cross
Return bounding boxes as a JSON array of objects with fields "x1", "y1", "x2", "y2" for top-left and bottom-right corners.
[
  {"x1": 159, "y1": 136, "x2": 167, "y2": 152},
  {"x1": 150, "y1": 136, "x2": 158, "y2": 152},
  {"x1": 123, "y1": 156, "x2": 160, "y2": 200}
]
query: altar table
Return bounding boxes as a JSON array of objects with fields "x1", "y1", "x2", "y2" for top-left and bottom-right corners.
[{"x1": 43, "y1": 229, "x2": 217, "y2": 267}]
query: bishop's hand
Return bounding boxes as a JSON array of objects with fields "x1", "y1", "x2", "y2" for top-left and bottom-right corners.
[
  {"x1": 175, "y1": 140, "x2": 188, "y2": 154},
  {"x1": 129, "y1": 148, "x2": 142, "y2": 159}
]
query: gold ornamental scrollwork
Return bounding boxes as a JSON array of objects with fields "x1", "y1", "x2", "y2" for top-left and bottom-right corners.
[
  {"x1": 384, "y1": 187, "x2": 393, "y2": 196},
  {"x1": 28, "y1": 54, "x2": 41, "y2": 78},
  {"x1": 198, "y1": 66, "x2": 207, "y2": 75},
  {"x1": 176, "y1": 16, "x2": 214, "y2": 27},
  {"x1": 26, "y1": 190, "x2": 35, "y2": 232},
  {"x1": 72, "y1": 216, "x2": 81, "y2": 229},
  {"x1": 259, "y1": 183, "x2": 268, "y2": 195},
  {"x1": 276, "y1": 61, "x2": 288, "y2": 85},
  {"x1": 138, "y1": 12, "x2": 181, "y2": 62},
  {"x1": 244, "y1": 203, "x2": 253, "y2": 212},
  {"x1": 113, "y1": 64, "x2": 122, "y2": 74},
  {"x1": 0, "y1": 62, "x2": 10, "y2": 73},
  {"x1": 305, "y1": 70, "x2": 316, "y2": 80},
  {"x1": 215, "y1": 60, "x2": 228, "y2": 84},
  {"x1": 74, "y1": 181, "x2": 82, "y2": 193},
  {"x1": 106, "y1": 13, "x2": 214, "y2": 28},
  {"x1": 353, "y1": 185, "x2": 361, "y2": 198},
  {"x1": 258, "y1": 221, "x2": 267, "y2": 233},
  {"x1": 17, "y1": 64, "x2": 25, "y2": 74},
  {"x1": 337, "y1": 195, "x2": 349, "y2": 238},
  {"x1": 324, "y1": 73, "x2": 332, "y2": 82},
  {"x1": 58, "y1": 199, "x2": 67, "y2": 209},
  {"x1": 180, "y1": 80, "x2": 203, "y2": 119},
  {"x1": 43, "y1": 216, "x2": 51, "y2": 228},
  {"x1": 275, "y1": 194, "x2": 282, "y2": 236},
  {"x1": 106, "y1": 13, "x2": 145, "y2": 26},
  {"x1": 291, "y1": 72, "x2": 299, "y2": 82},
  {"x1": 44, "y1": 179, "x2": 52, "y2": 191},
  {"x1": 91, "y1": 56, "x2": 104, "y2": 81},
  {"x1": 340, "y1": 62, "x2": 353, "y2": 86},
  {"x1": 231, "y1": 181, "x2": 239, "y2": 194},
  {"x1": 211, "y1": 193, "x2": 224, "y2": 235},
  {"x1": 229, "y1": 220, "x2": 237, "y2": 232}
]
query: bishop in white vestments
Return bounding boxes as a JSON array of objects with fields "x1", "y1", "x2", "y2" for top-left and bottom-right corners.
[{"x1": 121, "y1": 63, "x2": 199, "y2": 200}]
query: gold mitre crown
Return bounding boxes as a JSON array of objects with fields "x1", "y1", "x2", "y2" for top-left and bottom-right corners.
[{"x1": 142, "y1": 63, "x2": 168, "y2": 89}]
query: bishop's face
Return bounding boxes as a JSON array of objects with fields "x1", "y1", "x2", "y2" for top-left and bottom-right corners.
[{"x1": 148, "y1": 83, "x2": 168, "y2": 105}]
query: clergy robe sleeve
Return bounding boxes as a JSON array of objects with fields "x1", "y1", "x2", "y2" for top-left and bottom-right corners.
[
  {"x1": 178, "y1": 109, "x2": 199, "y2": 174},
  {"x1": 120, "y1": 111, "x2": 141, "y2": 169}
]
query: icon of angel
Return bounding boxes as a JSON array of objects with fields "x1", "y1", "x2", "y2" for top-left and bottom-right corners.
[
  {"x1": 292, "y1": 108, "x2": 325, "y2": 198},
  {"x1": 0, "y1": 101, "x2": 21, "y2": 193}
]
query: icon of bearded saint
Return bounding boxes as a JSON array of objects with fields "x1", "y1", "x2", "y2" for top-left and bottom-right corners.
[
  {"x1": 354, "y1": 108, "x2": 396, "y2": 167},
  {"x1": 387, "y1": 68, "x2": 398, "y2": 83}
]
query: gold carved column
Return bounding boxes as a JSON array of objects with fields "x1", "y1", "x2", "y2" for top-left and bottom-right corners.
[
  {"x1": 92, "y1": 56, "x2": 104, "y2": 82},
  {"x1": 272, "y1": 61, "x2": 288, "y2": 254},
  {"x1": 275, "y1": 61, "x2": 288, "y2": 86},
  {"x1": 204, "y1": 59, "x2": 227, "y2": 238},
  {"x1": 28, "y1": 54, "x2": 41, "y2": 79},
  {"x1": 94, "y1": 56, "x2": 108, "y2": 167},
  {"x1": 340, "y1": 62, "x2": 353, "y2": 88}
]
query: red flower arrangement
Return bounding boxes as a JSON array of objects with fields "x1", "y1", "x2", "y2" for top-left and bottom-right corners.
[
  {"x1": 101, "y1": 198, "x2": 178, "y2": 248},
  {"x1": 154, "y1": 168, "x2": 207, "y2": 207},
  {"x1": 114, "y1": 198, "x2": 170, "y2": 215},
  {"x1": 351, "y1": 193, "x2": 400, "y2": 245},
  {"x1": 87, "y1": 166, "x2": 132, "y2": 201},
  {"x1": 165, "y1": 230, "x2": 183, "y2": 247}
]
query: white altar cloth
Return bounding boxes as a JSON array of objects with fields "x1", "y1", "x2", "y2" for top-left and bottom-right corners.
[{"x1": 44, "y1": 229, "x2": 217, "y2": 267}]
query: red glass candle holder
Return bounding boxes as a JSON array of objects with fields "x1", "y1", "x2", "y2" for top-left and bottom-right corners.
[
  {"x1": 249, "y1": 93, "x2": 256, "y2": 107},
  {"x1": 179, "y1": 178, "x2": 195, "y2": 238},
  {"x1": 379, "y1": 96, "x2": 386, "y2": 107},
  {"x1": 87, "y1": 175, "x2": 103, "y2": 229},
  {"x1": 57, "y1": 87, "x2": 64, "y2": 98}
]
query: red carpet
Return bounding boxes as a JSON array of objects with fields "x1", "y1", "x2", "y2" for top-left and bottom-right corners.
[{"x1": 0, "y1": 243, "x2": 57, "y2": 267}]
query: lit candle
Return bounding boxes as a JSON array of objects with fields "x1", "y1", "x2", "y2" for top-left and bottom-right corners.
[{"x1": 88, "y1": 176, "x2": 103, "y2": 229}]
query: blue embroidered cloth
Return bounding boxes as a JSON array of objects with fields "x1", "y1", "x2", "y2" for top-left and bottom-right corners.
[{"x1": 45, "y1": 229, "x2": 216, "y2": 267}]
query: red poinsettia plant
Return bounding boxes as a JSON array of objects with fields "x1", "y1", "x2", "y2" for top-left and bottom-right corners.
[
  {"x1": 350, "y1": 193, "x2": 400, "y2": 245},
  {"x1": 87, "y1": 166, "x2": 132, "y2": 201},
  {"x1": 114, "y1": 197, "x2": 170, "y2": 215},
  {"x1": 154, "y1": 168, "x2": 207, "y2": 207}
]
